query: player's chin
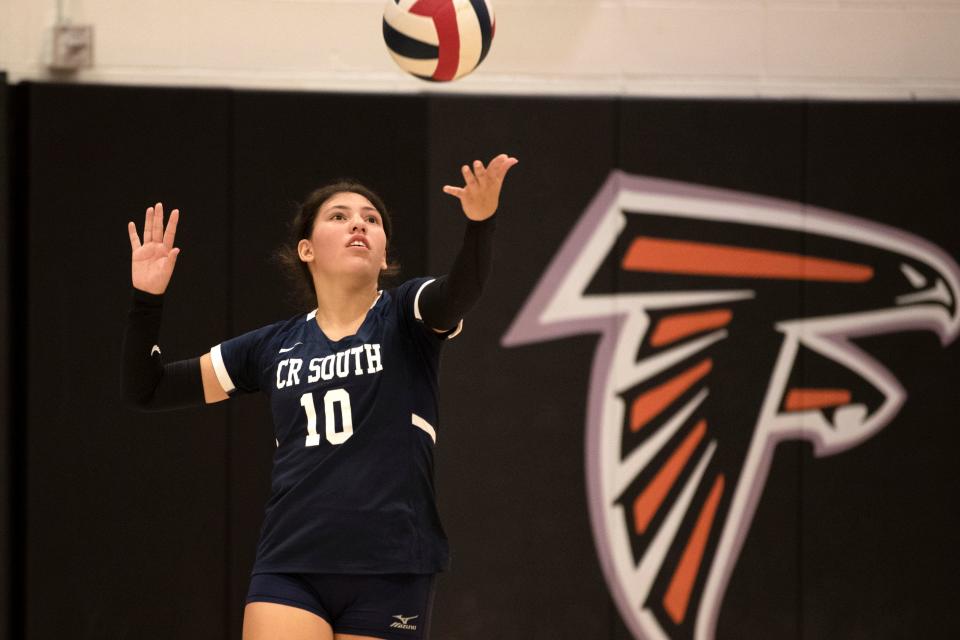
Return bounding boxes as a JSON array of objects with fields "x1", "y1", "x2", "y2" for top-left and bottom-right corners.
[{"x1": 338, "y1": 258, "x2": 383, "y2": 280}]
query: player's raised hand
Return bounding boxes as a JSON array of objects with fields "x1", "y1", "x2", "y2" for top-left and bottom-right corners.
[
  {"x1": 442, "y1": 153, "x2": 518, "y2": 221},
  {"x1": 128, "y1": 202, "x2": 180, "y2": 295}
]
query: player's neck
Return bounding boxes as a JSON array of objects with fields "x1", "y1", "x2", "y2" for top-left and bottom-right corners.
[{"x1": 311, "y1": 275, "x2": 379, "y2": 339}]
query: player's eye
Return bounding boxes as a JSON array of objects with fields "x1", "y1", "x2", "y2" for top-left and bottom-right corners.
[
  {"x1": 331, "y1": 213, "x2": 346, "y2": 220},
  {"x1": 366, "y1": 215, "x2": 379, "y2": 224}
]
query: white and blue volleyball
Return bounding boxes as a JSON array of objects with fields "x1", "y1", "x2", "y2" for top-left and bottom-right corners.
[{"x1": 383, "y1": 0, "x2": 495, "y2": 82}]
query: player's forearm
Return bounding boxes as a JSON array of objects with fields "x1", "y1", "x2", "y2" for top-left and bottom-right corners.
[
  {"x1": 121, "y1": 289, "x2": 204, "y2": 411},
  {"x1": 419, "y1": 215, "x2": 495, "y2": 330}
]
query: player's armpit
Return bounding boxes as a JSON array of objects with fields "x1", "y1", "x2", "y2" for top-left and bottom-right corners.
[{"x1": 200, "y1": 352, "x2": 230, "y2": 404}]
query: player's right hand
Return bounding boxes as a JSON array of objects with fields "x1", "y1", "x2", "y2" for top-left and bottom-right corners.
[{"x1": 128, "y1": 202, "x2": 180, "y2": 295}]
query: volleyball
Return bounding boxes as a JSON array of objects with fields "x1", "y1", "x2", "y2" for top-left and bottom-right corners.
[{"x1": 383, "y1": 0, "x2": 495, "y2": 82}]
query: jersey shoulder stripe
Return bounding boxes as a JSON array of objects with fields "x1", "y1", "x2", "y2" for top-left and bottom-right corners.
[{"x1": 210, "y1": 344, "x2": 236, "y2": 394}]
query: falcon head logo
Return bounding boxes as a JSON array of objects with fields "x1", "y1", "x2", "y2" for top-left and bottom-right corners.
[{"x1": 502, "y1": 172, "x2": 959, "y2": 640}]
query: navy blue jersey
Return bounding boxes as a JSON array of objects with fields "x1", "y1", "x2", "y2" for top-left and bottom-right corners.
[{"x1": 210, "y1": 277, "x2": 461, "y2": 575}]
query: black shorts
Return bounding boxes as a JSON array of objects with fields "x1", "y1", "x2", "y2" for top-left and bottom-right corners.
[{"x1": 246, "y1": 573, "x2": 436, "y2": 639}]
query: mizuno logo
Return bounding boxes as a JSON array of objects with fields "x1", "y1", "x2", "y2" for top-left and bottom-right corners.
[
  {"x1": 150, "y1": 345, "x2": 161, "y2": 357},
  {"x1": 504, "y1": 171, "x2": 960, "y2": 640},
  {"x1": 390, "y1": 614, "x2": 418, "y2": 630},
  {"x1": 278, "y1": 342, "x2": 303, "y2": 354}
]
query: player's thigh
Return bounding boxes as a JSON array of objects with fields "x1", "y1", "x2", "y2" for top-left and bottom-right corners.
[{"x1": 243, "y1": 601, "x2": 335, "y2": 640}]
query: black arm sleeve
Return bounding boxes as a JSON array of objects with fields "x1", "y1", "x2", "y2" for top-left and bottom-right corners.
[
  {"x1": 418, "y1": 215, "x2": 496, "y2": 331},
  {"x1": 121, "y1": 288, "x2": 205, "y2": 411}
]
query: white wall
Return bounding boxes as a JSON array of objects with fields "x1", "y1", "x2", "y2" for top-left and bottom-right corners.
[{"x1": 1, "y1": 0, "x2": 959, "y2": 97}]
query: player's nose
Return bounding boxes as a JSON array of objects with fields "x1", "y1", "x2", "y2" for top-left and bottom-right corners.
[{"x1": 350, "y1": 213, "x2": 366, "y2": 232}]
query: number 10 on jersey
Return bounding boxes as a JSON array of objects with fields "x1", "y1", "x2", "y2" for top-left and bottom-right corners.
[{"x1": 300, "y1": 389, "x2": 354, "y2": 447}]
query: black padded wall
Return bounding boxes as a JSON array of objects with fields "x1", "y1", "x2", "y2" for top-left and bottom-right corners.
[
  {"x1": 426, "y1": 95, "x2": 621, "y2": 638},
  {"x1": 421, "y1": 98, "x2": 959, "y2": 640},
  {"x1": 8, "y1": 83, "x2": 959, "y2": 640},
  {"x1": 0, "y1": 70, "x2": 10, "y2": 640},
  {"x1": 23, "y1": 83, "x2": 231, "y2": 638}
]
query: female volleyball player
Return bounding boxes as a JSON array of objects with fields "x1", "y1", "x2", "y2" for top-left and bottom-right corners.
[{"x1": 122, "y1": 154, "x2": 518, "y2": 640}]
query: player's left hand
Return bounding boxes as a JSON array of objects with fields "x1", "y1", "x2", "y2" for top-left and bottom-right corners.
[{"x1": 442, "y1": 153, "x2": 518, "y2": 221}]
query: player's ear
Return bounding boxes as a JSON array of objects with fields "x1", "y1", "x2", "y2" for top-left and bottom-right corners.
[{"x1": 298, "y1": 238, "x2": 314, "y2": 263}]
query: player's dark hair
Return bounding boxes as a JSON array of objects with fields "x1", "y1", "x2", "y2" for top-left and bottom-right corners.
[{"x1": 275, "y1": 181, "x2": 401, "y2": 310}]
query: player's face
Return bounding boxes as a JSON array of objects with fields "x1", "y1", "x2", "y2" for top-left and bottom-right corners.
[{"x1": 300, "y1": 191, "x2": 388, "y2": 282}]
